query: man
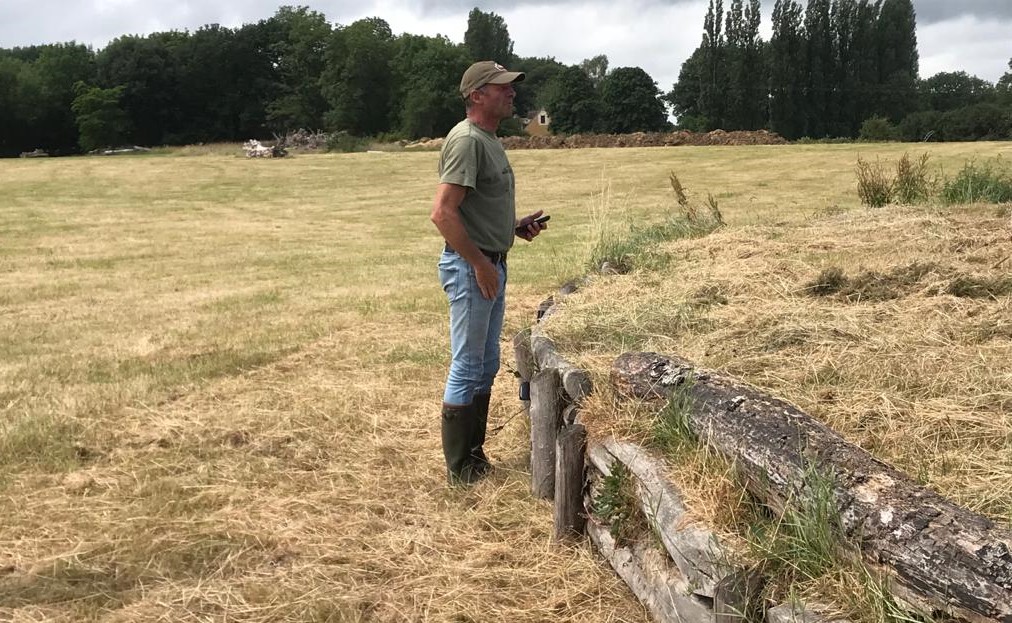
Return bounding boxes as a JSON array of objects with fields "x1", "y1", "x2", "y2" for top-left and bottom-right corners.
[{"x1": 430, "y1": 61, "x2": 547, "y2": 485}]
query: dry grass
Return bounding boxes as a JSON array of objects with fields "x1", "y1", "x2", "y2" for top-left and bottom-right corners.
[
  {"x1": 545, "y1": 157, "x2": 1012, "y2": 618},
  {"x1": 2, "y1": 140, "x2": 1010, "y2": 621}
]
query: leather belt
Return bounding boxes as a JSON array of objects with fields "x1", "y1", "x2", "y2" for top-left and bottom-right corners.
[{"x1": 444, "y1": 242, "x2": 507, "y2": 264}]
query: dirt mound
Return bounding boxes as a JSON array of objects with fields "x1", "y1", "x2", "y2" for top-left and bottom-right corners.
[{"x1": 500, "y1": 129, "x2": 788, "y2": 150}]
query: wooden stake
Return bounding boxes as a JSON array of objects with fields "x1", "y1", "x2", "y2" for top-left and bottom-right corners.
[
  {"x1": 530, "y1": 368, "x2": 562, "y2": 499},
  {"x1": 553, "y1": 423, "x2": 587, "y2": 540}
]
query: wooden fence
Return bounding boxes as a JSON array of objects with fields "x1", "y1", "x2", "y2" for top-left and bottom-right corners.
[{"x1": 515, "y1": 286, "x2": 1012, "y2": 623}]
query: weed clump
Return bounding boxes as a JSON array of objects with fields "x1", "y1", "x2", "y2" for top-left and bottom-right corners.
[
  {"x1": 805, "y1": 263, "x2": 942, "y2": 302},
  {"x1": 941, "y1": 158, "x2": 1012, "y2": 205},
  {"x1": 592, "y1": 462, "x2": 647, "y2": 546},
  {"x1": 588, "y1": 172, "x2": 724, "y2": 273},
  {"x1": 945, "y1": 274, "x2": 1012, "y2": 298},
  {"x1": 806, "y1": 267, "x2": 848, "y2": 295},
  {"x1": 855, "y1": 158, "x2": 893, "y2": 208},
  {"x1": 893, "y1": 153, "x2": 935, "y2": 204}
]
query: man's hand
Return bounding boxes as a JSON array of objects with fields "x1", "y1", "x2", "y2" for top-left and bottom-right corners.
[
  {"x1": 515, "y1": 210, "x2": 547, "y2": 242},
  {"x1": 474, "y1": 257, "x2": 500, "y2": 299}
]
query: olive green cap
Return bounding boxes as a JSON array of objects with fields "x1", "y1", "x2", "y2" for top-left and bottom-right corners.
[{"x1": 459, "y1": 61, "x2": 525, "y2": 98}]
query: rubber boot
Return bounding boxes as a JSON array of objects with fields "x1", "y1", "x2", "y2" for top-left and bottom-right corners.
[
  {"x1": 441, "y1": 403, "x2": 482, "y2": 486},
  {"x1": 471, "y1": 392, "x2": 493, "y2": 476}
]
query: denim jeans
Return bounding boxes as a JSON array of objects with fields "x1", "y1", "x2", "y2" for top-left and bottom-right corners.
[{"x1": 438, "y1": 249, "x2": 507, "y2": 406}]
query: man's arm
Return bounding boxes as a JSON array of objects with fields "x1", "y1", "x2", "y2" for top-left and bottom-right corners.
[{"x1": 430, "y1": 182, "x2": 501, "y2": 300}]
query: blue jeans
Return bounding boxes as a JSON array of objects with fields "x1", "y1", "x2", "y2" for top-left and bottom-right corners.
[{"x1": 438, "y1": 249, "x2": 507, "y2": 406}]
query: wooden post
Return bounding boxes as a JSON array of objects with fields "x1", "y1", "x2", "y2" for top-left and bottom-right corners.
[
  {"x1": 513, "y1": 329, "x2": 535, "y2": 417},
  {"x1": 530, "y1": 368, "x2": 562, "y2": 499},
  {"x1": 554, "y1": 423, "x2": 587, "y2": 540}
]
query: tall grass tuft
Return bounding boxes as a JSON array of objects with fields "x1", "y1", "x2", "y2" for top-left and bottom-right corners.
[
  {"x1": 941, "y1": 158, "x2": 1012, "y2": 204},
  {"x1": 652, "y1": 381, "x2": 697, "y2": 456},
  {"x1": 856, "y1": 157, "x2": 893, "y2": 208},
  {"x1": 588, "y1": 173, "x2": 724, "y2": 273},
  {"x1": 745, "y1": 466, "x2": 844, "y2": 586},
  {"x1": 893, "y1": 153, "x2": 934, "y2": 204}
]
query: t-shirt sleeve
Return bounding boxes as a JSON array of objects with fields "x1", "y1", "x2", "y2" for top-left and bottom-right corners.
[{"x1": 439, "y1": 134, "x2": 479, "y2": 189}]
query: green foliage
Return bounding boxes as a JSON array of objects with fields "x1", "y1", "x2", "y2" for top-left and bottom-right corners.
[
  {"x1": 322, "y1": 18, "x2": 395, "y2": 136},
  {"x1": 920, "y1": 71, "x2": 994, "y2": 112},
  {"x1": 265, "y1": 6, "x2": 333, "y2": 132},
  {"x1": 940, "y1": 158, "x2": 1012, "y2": 204},
  {"x1": 512, "y1": 55, "x2": 566, "y2": 116},
  {"x1": 71, "y1": 82, "x2": 132, "y2": 151},
  {"x1": 592, "y1": 462, "x2": 646, "y2": 545},
  {"x1": 463, "y1": 8, "x2": 514, "y2": 64},
  {"x1": 855, "y1": 157, "x2": 893, "y2": 207},
  {"x1": 541, "y1": 65, "x2": 599, "y2": 135},
  {"x1": 597, "y1": 67, "x2": 669, "y2": 134},
  {"x1": 325, "y1": 131, "x2": 369, "y2": 153},
  {"x1": 859, "y1": 116, "x2": 898, "y2": 142},
  {"x1": 391, "y1": 34, "x2": 471, "y2": 139},
  {"x1": 579, "y1": 54, "x2": 609, "y2": 87}
]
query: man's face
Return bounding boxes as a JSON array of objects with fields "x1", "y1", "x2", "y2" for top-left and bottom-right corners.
[{"x1": 476, "y1": 82, "x2": 515, "y2": 120}]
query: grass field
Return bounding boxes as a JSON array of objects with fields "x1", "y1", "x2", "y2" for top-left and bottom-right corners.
[{"x1": 1, "y1": 141, "x2": 1010, "y2": 621}]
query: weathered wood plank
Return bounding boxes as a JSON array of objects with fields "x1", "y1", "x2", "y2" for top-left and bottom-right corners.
[
  {"x1": 530, "y1": 323, "x2": 592, "y2": 402},
  {"x1": 611, "y1": 351, "x2": 1012, "y2": 623},
  {"x1": 530, "y1": 368, "x2": 562, "y2": 499},
  {"x1": 601, "y1": 438, "x2": 728, "y2": 598},
  {"x1": 554, "y1": 424, "x2": 588, "y2": 541},
  {"x1": 587, "y1": 514, "x2": 715, "y2": 623}
]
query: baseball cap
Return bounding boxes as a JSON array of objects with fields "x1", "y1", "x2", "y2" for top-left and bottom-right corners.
[{"x1": 459, "y1": 61, "x2": 525, "y2": 98}]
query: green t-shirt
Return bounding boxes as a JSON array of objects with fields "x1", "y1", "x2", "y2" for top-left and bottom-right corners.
[{"x1": 438, "y1": 119, "x2": 516, "y2": 252}]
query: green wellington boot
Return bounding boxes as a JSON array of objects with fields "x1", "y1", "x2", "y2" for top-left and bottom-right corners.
[
  {"x1": 471, "y1": 392, "x2": 493, "y2": 476},
  {"x1": 441, "y1": 403, "x2": 484, "y2": 486}
]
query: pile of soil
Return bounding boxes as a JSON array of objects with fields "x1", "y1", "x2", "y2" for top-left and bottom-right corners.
[{"x1": 500, "y1": 129, "x2": 788, "y2": 150}]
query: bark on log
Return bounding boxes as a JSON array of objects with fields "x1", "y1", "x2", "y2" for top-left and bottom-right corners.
[
  {"x1": 611, "y1": 352, "x2": 1012, "y2": 623},
  {"x1": 554, "y1": 424, "x2": 588, "y2": 541},
  {"x1": 595, "y1": 438, "x2": 729, "y2": 597},
  {"x1": 530, "y1": 368, "x2": 562, "y2": 499},
  {"x1": 530, "y1": 324, "x2": 592, "y2": 402},
  {"x1": 587, "y1": 513, "x2": 715, "y2": 623}
]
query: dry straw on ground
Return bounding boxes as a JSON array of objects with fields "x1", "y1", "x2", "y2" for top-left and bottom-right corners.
[{"x1": 1, "y1": 141, "x2": 1009, "y2": 621}]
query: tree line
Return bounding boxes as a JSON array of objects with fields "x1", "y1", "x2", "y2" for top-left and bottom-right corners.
[
  {"x1": 669, "y1": 0, "x2": 1012, "y2": 141},
  {"x1": 2, "y1": 2, "x2": 1010, "y2": 157},
  {"x1": 0, "y1": 6, "x2": 668, "y2": 157}
]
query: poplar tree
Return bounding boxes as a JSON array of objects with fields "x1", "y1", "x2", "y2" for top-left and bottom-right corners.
[
  {"x1": 874, "y1": 0, "x2": 918, "y2": 121},
  {"x1": 697, "y1": 0, "x2": 726, "y2": 130},
  {"x1": 803, "y1": 0, "x2": 834, "y2": 137},
  {"x1": 768, "y1": 0, "x2": 805, "y2": 138},
  {"x1": 463, "y1": 8, "x2": 514, "y2": 64}
]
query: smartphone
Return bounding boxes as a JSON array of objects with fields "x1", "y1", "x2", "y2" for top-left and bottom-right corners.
[{"x1": 516, "y1": 215, "x2": 550, "y2": 233}]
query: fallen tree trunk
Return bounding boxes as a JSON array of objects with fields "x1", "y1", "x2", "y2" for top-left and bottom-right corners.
[{"x1": 611, "y1": 352, "x2": 1012, "y2": 623}]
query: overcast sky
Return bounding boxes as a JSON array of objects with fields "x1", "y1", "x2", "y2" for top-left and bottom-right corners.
[{"x1": 2, "y1": 0, "x2": 1010, "y2": 97}]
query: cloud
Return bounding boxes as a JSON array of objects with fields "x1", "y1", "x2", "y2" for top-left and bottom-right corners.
[
  {"x1": 912, "y1": 0, "x2": 1012, "y2": 26},
  {"x1": 918, "y1": 15, "x2": 1011, "y2": 81}
]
